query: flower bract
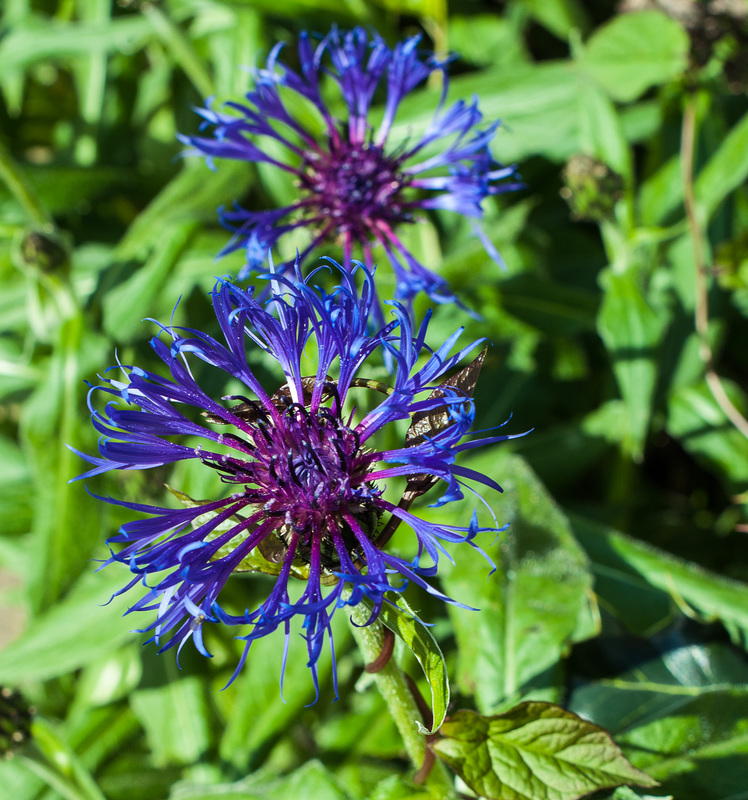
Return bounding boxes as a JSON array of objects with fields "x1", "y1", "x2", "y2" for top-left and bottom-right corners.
[
  {"x1": 181, "y1": 27, "x2": 521, "y2": 317},
  {"x1": 73, "y1": 260, "x2": 518, "y2": 696}
]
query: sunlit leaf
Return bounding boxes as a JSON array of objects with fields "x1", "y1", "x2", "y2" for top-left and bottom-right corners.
[
  {"x1": 362, "y1": 595, "x2": 449, "y2": 734},
  {"x1": 433, "y1": 451, "x2": 594, "y2": 712},
  {"x1": 0, "y1": 568, "x2": 134, "y2": 683},
  {"x1": 433, "y1": 703, "x2": 656, "y2": 800},
  {"x1": 169, "y1": 759, "x2": 353, "y2": 800},
  {"x1": 578, "y1": 10, "x2": 689, "y2": 102},
  {"x1": 571, "y1": 513, "x2": 748, "y2": 647},
  {"x1": 597, "y1": 268, "x2": 666, "y2": 459}
]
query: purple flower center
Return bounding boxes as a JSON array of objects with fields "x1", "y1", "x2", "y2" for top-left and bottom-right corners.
[
  {"x1": 211, "y1": 401, "x2": 381, "y2": 568},
  {"x1": 299, "y1": 139, "x2": 410, "y2": 242}
]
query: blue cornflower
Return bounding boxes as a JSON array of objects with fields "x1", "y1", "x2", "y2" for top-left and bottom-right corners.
[
  {"x1": 72, "y1": 260, "x2": 519, "y2": 695},
  {"x1": 180, "y1": 27, "x2": 521, "y2": 316}
]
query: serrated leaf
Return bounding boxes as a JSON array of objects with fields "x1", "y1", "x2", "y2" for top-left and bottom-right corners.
[
  {"x1": 361, "y1": 595, "x2": 449, "y2": 734},
  {"x1": 403, "y1": 347, "x2": 486, "y2": 500},
  {"x1": 578, "y1": 10, "x2": 689, "y2": 102},
  {"x1": 432, "y1": 703, "x2": 656, "y2": 800},
  {"x1": 406, "y1": 347, "x2": 486, "y2": 448}
]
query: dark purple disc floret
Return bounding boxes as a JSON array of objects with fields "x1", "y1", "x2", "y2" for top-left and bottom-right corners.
[
  {"x1": 72, "y1": 260, "x2": 519, "y2": 696},
  {"x1": 180, "y1": 27, "x2": 521, "y2": 317}
]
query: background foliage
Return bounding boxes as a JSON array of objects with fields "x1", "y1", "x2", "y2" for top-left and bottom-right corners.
[{"x1": 1, "y1": 0, "x2": 748, "y2": 798}]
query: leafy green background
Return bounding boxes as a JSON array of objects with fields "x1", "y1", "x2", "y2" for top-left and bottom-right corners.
[{"x1": 1, "y1": 0, "x2": 747, "y2": 798}]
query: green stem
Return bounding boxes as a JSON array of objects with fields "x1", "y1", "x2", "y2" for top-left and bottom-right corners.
[
  {"x1": 0, "y1": 138, "x2": 51, "y2": 227},
  {"x1": 347, "y1": 600, "x2": 455, "y2": 797}
]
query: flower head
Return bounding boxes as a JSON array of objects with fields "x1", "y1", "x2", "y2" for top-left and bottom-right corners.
[
  {"x1": 180, "y1": 27, "x2": 521, "y2": 316},
  {"x1": 73, "y1": 260, "x2": 518, "y2": 696}
]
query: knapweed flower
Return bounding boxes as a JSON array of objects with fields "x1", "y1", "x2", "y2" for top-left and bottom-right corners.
[
  {"x1": 73, "y1": 260, "x2": 518, "y2": 695},
  {"x1": 180, "y1": 27, "x2": 520, "y2": 316}
]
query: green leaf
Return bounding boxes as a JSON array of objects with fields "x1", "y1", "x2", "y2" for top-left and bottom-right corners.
[
  {"x1": 570, "y1": 513, "x2": 748, "y2": 647},
  {"x1": 576, "y1": 77, "x2": 631, "y2": 180},
  {"x1": 571, "y1": 516, "x2": 673, "y2": 635},
  {"x1": 170, "y1": 760, "x2": 353, "y2": 800},
  {"x1": 435, "y1": 452, "x2": 594, "y2": 712},
  {"x1": 0, "y1": 16, "x2": 153, "y2": 71},
  {"x1": 639, "y1": 154, "x2": 682, "y2": 227},
  {"x1": 578, "y1": 10, "x2": 689, "y2": 102},
  {"x1": 432, "y1": 703, "x2": 656, "y2": 800},
  {"x1": 130, "y1": 678, "x2": 211, "y2": 767},
  {"x1": 0, "y1": 758, "x2": 43, "y2": 800},
  {"x1": 620, "y1": 100, "x2": 663, "y2": 147},
  {"x1": 570, "y1": 642, "x2": 748, "y2": 799},
  {"x1": 597, "y1": 268, "x2": 666, "y2": 459},
  {"x1": 113, "y1": 161, "x2": 253, "y2": 263},
  {"x1": 499, "y1": 273, "x2": 599, "y2": 336},
  {"x1": 0, "y1": 435, "x2": 31, "y2": 536},
  {"x1": 450, "y1": 14, "x2": 528, "y2": 68},
  {"x1": 21, "y1": 316, "x2": 109, "y2": 611},
  {"x1": 365, "y1": 774, "x2": 437, "y2": 800},
  {"x1": 695, "y1": 109, "x2": 748, "y2": 223},
  {"x1": 315, "y1": 688, "x2": 403, "y2": 760},
  {"x1": 0, "y1": 566, "x2": 134, "y2": 683},
  {"x1": 388, "y1": 62, "x2": 581, "y2": 162},
  {"x1": 73, "y1": 645, "x2": 143, "y2": 709},
  {"x1": 610, "y1": 791, "x2": 672, "y2": 800},
  {"x1": 70, "y1": 0, "x2": 111, "y2": 165},
  {"x1": 364, "y1": 595, "x2": 449, "y2": 734},
  {"x1": 667, "y1": 379, "x2": 748, "y2": 489},
  {"x1": 103, "y1": 219, "x2": 198, "y2": 342},
  {"x1": 523, "y1": 0, "x2": 592, "y2": 39},
  {"x1": 0, "y1": 165, "x2": 131, "y2": 216},
  {"x1": 217, "y1": 610, "x2": 349, "y2": 769},
  {"x1": 28, "y1": 717, "x2": 108, "y2": 800}
]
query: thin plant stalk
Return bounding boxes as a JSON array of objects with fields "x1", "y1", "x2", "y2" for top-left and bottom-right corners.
[
  {"x1": 681, "y1": 95, "x2": 748, "y2": 440},
  {"x1": 347, "y1": 597, "x2": 456, "y2": 797}
]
